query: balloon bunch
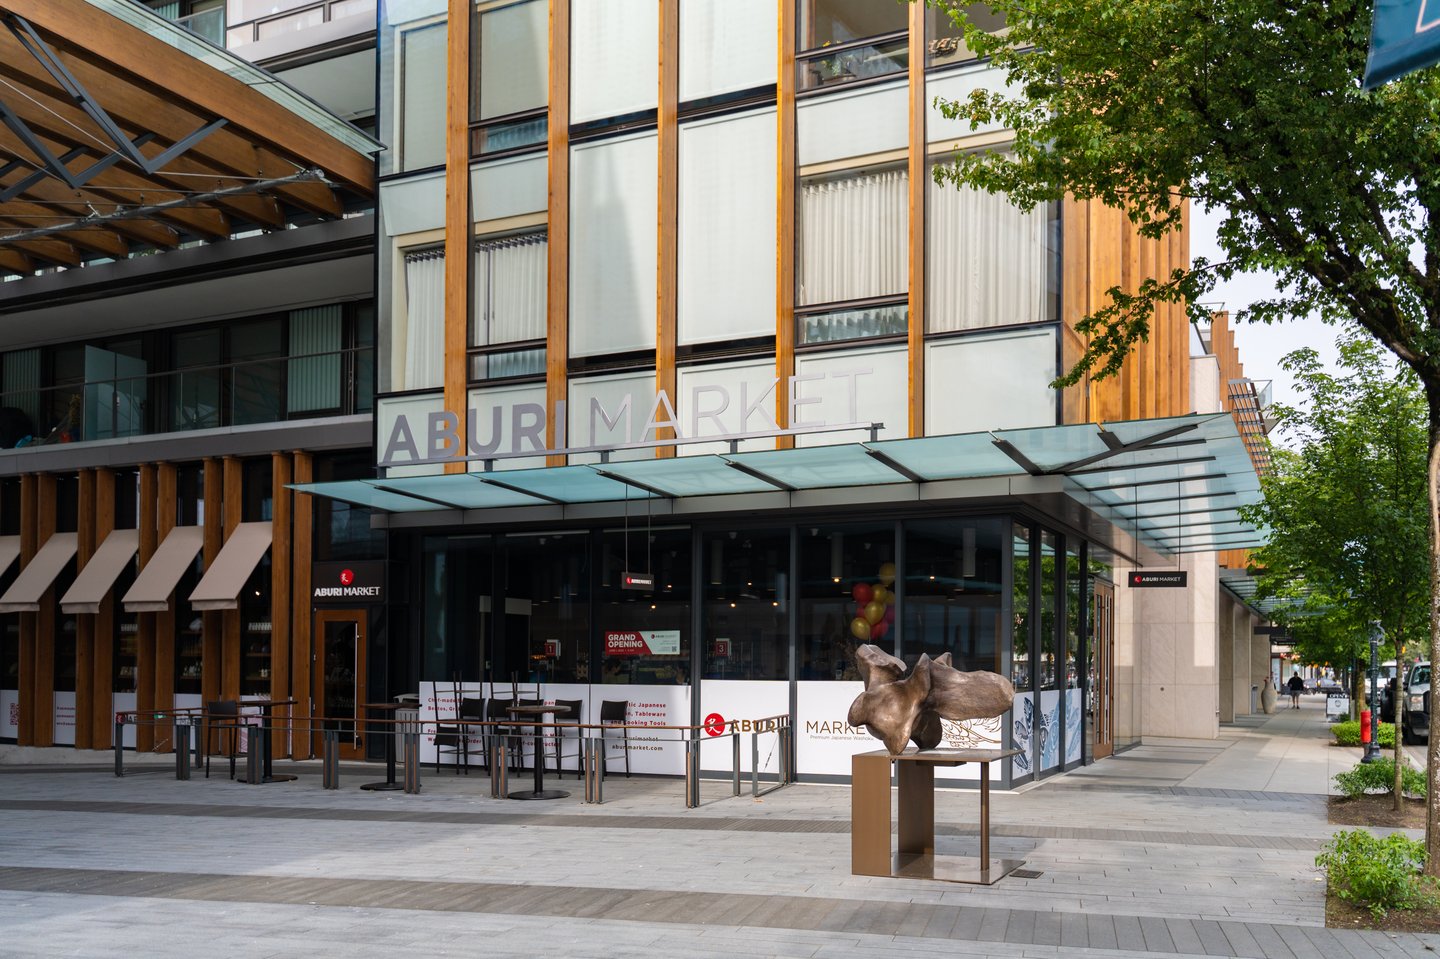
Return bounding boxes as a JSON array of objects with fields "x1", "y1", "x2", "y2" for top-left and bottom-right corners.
[{"x1": 848, "y1": 562, "x2": 897, "y2": 642}]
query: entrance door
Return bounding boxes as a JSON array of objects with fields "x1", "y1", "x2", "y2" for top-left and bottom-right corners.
[
  {"x1": 1090, "y1": 582, "x2": 1115, "y2": 759},
  {"x1": 315, "y1": 610, "x2": 367, "y2": 760}
]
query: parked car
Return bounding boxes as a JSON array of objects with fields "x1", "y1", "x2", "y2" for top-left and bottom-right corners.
[
  {"x1": 1317, "y1": 677, "x2": 1343, "y2": 695},
  {"x1": 1403, "y1": 660, "x2": 1430, "y2": 745}
]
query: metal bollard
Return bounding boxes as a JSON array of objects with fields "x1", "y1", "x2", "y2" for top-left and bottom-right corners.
[
  {"x1": 246, "y1": 724, "x2": 262, "y2": 785},
  {"x1": 193, "y1": 719, "x2": 203, "y2": 770},
  {"x1": 174, "y1": 721, "x2": 191, "y2": 780},
  {"x1": 114, "y1": 717, "x2": 124, "y2": 778},
  {"x1": 684, "y1": 738, "x2": 700, "y2": 809},
  {"x1": 732, "y1": 731, "x2": 741, "y2": 796},
  {"x1": 322, "y1": 729, "x2": 340, "y2": 789},
  {"x1": 582, "y1": 737, "x2": 604, "y2": 804},
  {"x1": 403, "y1": 731, "x2": 421, "y2": 793}
]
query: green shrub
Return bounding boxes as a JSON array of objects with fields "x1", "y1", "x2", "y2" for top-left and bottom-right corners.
[
  {"x1": 1316, "y1": 829, "x2": 1432, "y2": 918},
  {"x1": 1334, "y1": 759, "x2": 1426, "y2": 798},
  {"x1": 1332, "y1": 721, "x2": 1395, "y2": 748}
]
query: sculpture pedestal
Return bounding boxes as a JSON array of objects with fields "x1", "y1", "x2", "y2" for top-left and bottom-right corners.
[{"x1": 851, "y1": 747, "x2": 1023, "y2": 885}]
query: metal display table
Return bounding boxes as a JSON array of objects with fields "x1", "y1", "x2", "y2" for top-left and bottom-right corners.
[
  {"x1": 359, "y1": 703, "x2": 407, "y2": 791},
  {"x1": 851, "y1": 747, "x2": 1022, "y2": 885},
  {"x1": 506, "y1": 703, "x2": 572, "y2": 800}
]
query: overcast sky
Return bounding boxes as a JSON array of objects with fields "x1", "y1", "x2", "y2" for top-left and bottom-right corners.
[{"x1": 1187, "y1": 203, "x2": 1343, "y2": 412}]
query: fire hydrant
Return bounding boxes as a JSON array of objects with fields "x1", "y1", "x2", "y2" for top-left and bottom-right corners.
[{"x1": 1360, "y1": 708, "x2": 1372, "y2": 746}]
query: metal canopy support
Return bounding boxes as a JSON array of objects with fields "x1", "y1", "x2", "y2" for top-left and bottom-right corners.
[
  {"x1": 2, "y1": 13, "x2": 227, "y2": 180},
  {"x1": 719, "y1": 457, "x2": 797, "y2": 493},
  {"x1": 1056, "y1": 423, "x2": 1201, "y2": 474},
  {"x1": 0, "y1": 138, "x2": 154, "y2": 203},
  {"x1": 590, "y1": 469, "x2": 674, "y2": 500},
  {"x1": 990, "y1": 437, "x2": 1044, "y2": 476}
]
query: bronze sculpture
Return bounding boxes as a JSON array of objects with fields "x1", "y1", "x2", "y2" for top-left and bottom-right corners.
[{"x1": 846, "y1": 645, "x2": 1015, "y2": 755}]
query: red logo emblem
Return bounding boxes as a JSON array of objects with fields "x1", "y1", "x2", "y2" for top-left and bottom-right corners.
[
  {"x1": 703, "y1": 712, "x2": 726, "y2": 737},
  {"x1": 339, "y1": 569, "x2": 355, "y2": 586}
]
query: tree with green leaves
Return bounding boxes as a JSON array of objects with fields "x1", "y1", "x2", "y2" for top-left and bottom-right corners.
[
  {"x1": 1244, "y1": 340, "x2": 1427, "y2": 804},
  {"x1": 918, "y1": 0, "x2": 1440, "y2": 857}
]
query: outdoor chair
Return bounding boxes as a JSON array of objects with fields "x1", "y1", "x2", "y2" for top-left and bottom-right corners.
[
  {"x1": 548, "y1": 698, "x2": 586, "y2": 779},
  {"x1": 433, "y1": 683, "x2": 470, "y2": 775},
  {"x1": 599, "y1": 699, "x2": 631, "y2": 779},
  {"x1": 204, "y1": 700, "x2": 245, "y2": 780}
]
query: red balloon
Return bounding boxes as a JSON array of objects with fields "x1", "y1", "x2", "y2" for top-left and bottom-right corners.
[
  {"x1": 883, "y1": 605, "x2": 896, "y2": 625},
  {"x1": 871, "y1": 620, "x2": 890, "y2": 641},
  {"x1": 851, "y1": 582, "x2": 874, "y2": 604}
]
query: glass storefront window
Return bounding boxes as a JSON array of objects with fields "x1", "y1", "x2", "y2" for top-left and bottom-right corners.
[
  {"x1": 926, "y1": 3, "x2": 1006, "y2": 68},
  {"x1": 240, "y1": 555, "x2": 272, "y2": 697},
  {"x1": 800, "y1": 0, "x2": 908, "y2": 50},
  {"x1": 501, "y1": 532, "x2": 589, "y2": 684},
  {"x1": 1011, "y1": 523, "x2": 1031, "y2": 691},
  {"x1": 1039, "y1": 530, "x2": 1058, "y2": 690},
  {"x1": 421, "y1": 535, "x2": 494, "y2": 682},
  {"x1": 1066, "y1": 543, "x2": 1082, "y2": 691},
  {"x1": 597, "y1": 528, "x2": 692, "y2": 685},
  {"x1": 903, "y1": 518, "x2": 1004, "y2": 672},
  {"x1": 701, "y1": 528, "x2": 789, "y2": 681},
  {"x1": 798, "y1": 523, "x2": 896, "y2": 680}
]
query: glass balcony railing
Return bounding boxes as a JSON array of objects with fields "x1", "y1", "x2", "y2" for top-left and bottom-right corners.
[
  {"x1": 175, "y1": 6, "x2": 225, "y2": 47},
  {"x1": 0, "y1": 346, "x2": 373, "y2": 451}
]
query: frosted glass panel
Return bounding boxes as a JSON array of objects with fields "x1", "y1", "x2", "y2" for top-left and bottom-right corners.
[
  {"x1": 471, "y1": 155, "x2": 546, "y2": 221},
  {"x1": 377, "y1": 392, "x2": 444, "y2": 477},
  {"x1": 925, "y1": 329, "x2": 1057, "y2": 436},
  {"x1": 400, "y1": 21, "x2": 446, "y2": 170},
  {"x1": 288, "y1": 305, "x2": 343, "y2": 413},
  {"x1": 928, "y1": 165, "x2": 1055, "y2": 332},
  {"x1": 797, "y1": 80, "x2": 907, "y2": 166},
  {"x1": 794, "y1": 345, "x2": 907, "y2": 447},
  {"x1": 927, "y1": 64, "x2": 1015, "y2": 141},
  {"x1": 679, "y1": 109, "x2": 776, "y2": 345},
  {"x1": 675, "y1": 359, "x2": 781, "y2": 455},
  {"x1": 571, "y1": 0, "x2": 658, "y2": 123},
  {"x1": 568, "y1": 371, "x2": 655, "y2": 463},
  {"x1": 680, "y1": 0, "x2": 776, "y2": 101},
  {"x1": 467, "y1": 381, "x2": 548, "y2": 470},
  {"x1": 477, "y1": 0, "x2": 547, "y2": 120},
  {"x1": 570, "y1": 133, "x2": 658, "y2": 357},
  {"x1": 380, "y1": 171, "x2": 444, "y2": 235}
]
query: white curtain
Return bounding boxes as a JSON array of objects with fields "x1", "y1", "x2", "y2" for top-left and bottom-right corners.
[
  {"x1": 473, "y1": 233, "x2": 547, "y2": 347},
  {"x1": 403, "y1": 250, "x2": 445, "y2": 390},
  {"x1": 799, "y1": 167, "x2": 908, "y2": 306},
  {"x1": 927, "y1": 174, "x2": 1050, "y2": 332}
]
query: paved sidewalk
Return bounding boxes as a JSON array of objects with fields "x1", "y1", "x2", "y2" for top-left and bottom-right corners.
[{"x1": 0, "y1": 696, "x2": 1434, "y2": 958}]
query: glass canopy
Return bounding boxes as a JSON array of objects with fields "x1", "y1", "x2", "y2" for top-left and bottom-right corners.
[{"x1": 292, "y1": 414, "x2": 1270, "y2": 556}]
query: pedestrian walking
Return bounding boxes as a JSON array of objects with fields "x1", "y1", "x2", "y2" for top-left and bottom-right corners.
[{"x1": 1286, "y1": 671, "x2": 1304, "y2": 708}]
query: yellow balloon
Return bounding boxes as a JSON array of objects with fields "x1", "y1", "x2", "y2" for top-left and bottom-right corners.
[
  {"x1": 878, "y1": 562, "x2": 896, "y2": 586},
  {"x1": 849, "y1": 617, "x2": 872, "y2": 641},
  {"x1": 864, "y1": 600, "x2": 885, "y2": 625},
  {"x1": 872, "y1": 585, "x2": 889, "y2": 606}
]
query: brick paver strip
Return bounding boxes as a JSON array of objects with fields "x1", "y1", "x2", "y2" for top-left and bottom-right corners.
[
  {"x1": 0, "y1": 798, "x2": 1324, "y2": 850},
  {"x1": 0, "y1": 863, "x2": 1419, "y2": 958}
]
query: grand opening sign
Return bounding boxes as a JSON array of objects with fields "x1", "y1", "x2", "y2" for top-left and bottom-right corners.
[
  {"x1": 604, "y1": 630, "x2": 681, "y2": 656},
  {"x1": 379, "y1": 369, "x2": 876, "y2": 467}
]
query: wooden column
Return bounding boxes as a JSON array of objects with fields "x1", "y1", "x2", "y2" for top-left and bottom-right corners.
[
  {"x1": 271, "y1": 453, "x2": 293, "y2": 756},
  {"x1": 291, "y1": 451, "x2": 313, "y2": 758},
  {"x1": 545, "y1": 0, "x2": 571, "y2": 467},
  {"x1": 221, "y1": 456, "x2": 242, "y2": 702},
  {"x1": 135, "y1": 464, "x2": 157, "y2": 752},
  {"x1": 154, "y1": 463, "x2": 177, "y2": 745},
  {"x1": 16, "y1": 473, "x2": 36, "y2": 746},
  {"x1": 74, "y1": 469, "x2": 96, "y2": 750},
  {"x1": 655, "y1": 0, "x2": 679, "y2": 458},
  {"x1": 906, "y1": 0, "x2": 926, "y2": 437},
  {"x1": 91, "y1": 469, "x2": 115, "y2": 749},
  {"x1": 201, "y1": 458, "x2": 222, "y2": 709},
  {"x1": 33, "y1": 473, "x2": 55, "y2": 747},
  {"x1": 443, "y1": 0, "x2": 472, "y2": 474},
  {"x1": 774, "y1": 0, "x2": 797, "y2": 449},
  {"x1": 1060, "y1": 198, "x2": 1091, "y2": 424}
]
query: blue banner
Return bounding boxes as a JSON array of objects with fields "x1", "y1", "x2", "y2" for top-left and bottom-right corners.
[{"x1": 1365, "y1": 0, "x2": 1440, "y2": 89}]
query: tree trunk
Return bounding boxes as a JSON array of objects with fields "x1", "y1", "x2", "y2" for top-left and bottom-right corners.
[
  {"x1": 1395, "y1": 640, "x2": 1404, "y2": 812},
  {"x1": 1423, "y1": 391, "x2": 1440, "y2": 878}
]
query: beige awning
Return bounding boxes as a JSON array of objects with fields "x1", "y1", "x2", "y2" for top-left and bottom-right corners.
[
  {"x1": 59, "y1": 528, "x2": 140, "y2": 614},
  {"x1": 122, "y1": 526, "x2": 203, "y2": 613},
  {"x1": 0, "y1": 535, "x2": 21, "y2": 578},
  {"x1": 188, "y1": 522, "x2": 272, "y2": 611},
  {"x1": 0, "y1": 532, "x2": 78, "y2": 612}
]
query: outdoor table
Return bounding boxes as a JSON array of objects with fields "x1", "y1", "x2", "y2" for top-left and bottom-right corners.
[
  {"x1": 506, "y1": 703, "x2": 571, "y2": 800},
  {"x1": 851, "y1": 747, "x2": 1022, "y2": 885},
  {"x1": 245, "y1": 699, "x2": 299, "y2": 784},
  {"x1": 359, "y1": 702, "x2": 408, "y2": 791}
]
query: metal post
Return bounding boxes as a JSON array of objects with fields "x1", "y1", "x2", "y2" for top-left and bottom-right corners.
[
  {"x1": 193, "y1": 718, "x2": 202, "y2": 770},
  {"x1": 732, "y1": 730, "x2": 741, "y2": 797},
  {"x1": 489, "y1": 734, "x2": 508, "y2": 799},
  {"x1": 322, "y1": 730, "x2": 339, "y2": 789},
  {"x1": 685, "y1": 738, "x2": 698, "y2": 809},
  {"x1": 246, "y1": 727, "x2": 262, "y2": 784},
  {"x1": 403, "y1": 731, "x2": 422, "y2": 793},
  {"x1": 752, "y1": 729, "x2": 760, "y2": 798},
  {"x1": 174, "y1": 721, "x2": 190, "y2": 780},
  {"x1": 1363, "y1": 625, "x2": 1383, "y2": 762},
  {"x1": 113, "y1": 717, "x2": 124, "y2": 777}
]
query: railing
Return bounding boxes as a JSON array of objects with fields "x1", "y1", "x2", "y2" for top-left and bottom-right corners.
[
  {"x1": 0, "y1": 346, "x2": 372, "y2": 450},
  {"x1": 225, "y1": 0, "x2": 375, "y2": 51},
  {"x1": 747, "y1": 714, "x2": 795, "y2": 798},
  {"x1": 175, "y1": 6, "x2": 225, "y2": 46}
]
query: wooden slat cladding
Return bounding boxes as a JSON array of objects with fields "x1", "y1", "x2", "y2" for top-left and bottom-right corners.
[
  {"x1": 201, "y1": 459, "x2": 222, "y2": 711},
  {"x1": 774, "y1": 0, "x2": 797, "y2": 450},
  {"x1": 91, "y1": 468, "x2": 115, "y2": 750},
  {"x1": 1067, "y1": 199, "x2": 1192, "y2": 425},
  {"x1": 135, "y1": 464, "x2": 156, "y2": 753},
  {"x1": 545, "y1": 0, "x2": 571, "y2": 467},
  {"x1": 907, "y1": 0, "x2": 926, "y2": 437},
  {"x1": 655, "y1": 0, "x2": 680, "y2": 459},
  {"x1": 154, "y1": 463, "x2": 177, "y2": 747},
  {"x1": 443, "y1": 0, "x2": 472, "y2": 475},
  {"x1": 270, "y1": 453, "x2": 293, "y2": 756},
  {"x1": 221, "y1": 457, "x2": 242, "y2": 702},
  {"x1": 291, "y1": 451, "x2": 314, "y2": 759},
  {"x1": 74, "y1": 469, "x2": 95, "y2": 750},
  {"x1": 1209, "y1": 309, "x2": 1251, "y2": 571},
  {"x1": 16, "y1": 473, "x2": 35, "y2": 746}
]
